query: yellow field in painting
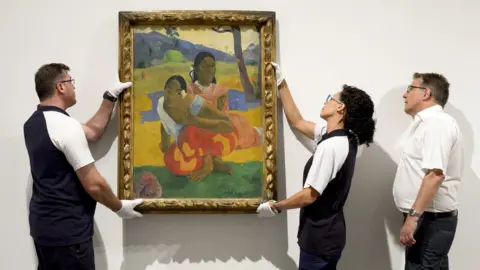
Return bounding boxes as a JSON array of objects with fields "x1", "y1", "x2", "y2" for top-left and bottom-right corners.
[{"x1": 131, "y1": 62, "x2": 263, "y2": 167}]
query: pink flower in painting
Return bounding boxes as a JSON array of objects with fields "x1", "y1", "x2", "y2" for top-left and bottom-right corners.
[{"x1": 134, "y1": 171, "x2": 163, "y2": 198}]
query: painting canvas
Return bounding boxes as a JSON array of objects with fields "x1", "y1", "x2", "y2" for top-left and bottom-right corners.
[{"x1": 117, "y1": 11, "x2": 278, "y2": 213}]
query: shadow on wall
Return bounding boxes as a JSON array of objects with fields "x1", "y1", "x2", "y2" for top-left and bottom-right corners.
[
  {"x1": 26, "y1": 174, "x2": 36, "y2": 266},
  {"x1": 338, "y1": 86, "x2": 411, "y2": 270},
  {"x1": 338, "y1": 144, "x2": 402, "y2": 270},
  {"x1": 121, "y1": 212, "x2": 295, "y2": 270},
  {"x1": 88, "y1": 107, "x2": 121, "y2": 270},
  {"x1": 442, "y1": 101, "x2": 480, "y2": 266},
  {"x1": 338, "y1": 85, "x2": 480, "y2": 269}
]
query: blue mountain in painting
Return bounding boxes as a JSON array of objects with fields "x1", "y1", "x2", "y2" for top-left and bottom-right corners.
[
  {"x1": 134, "y1": 31, "x2": 234, "y2": 68},
  {"x1": 134, "y1": 31, "x2": 260, "y2": 68}
]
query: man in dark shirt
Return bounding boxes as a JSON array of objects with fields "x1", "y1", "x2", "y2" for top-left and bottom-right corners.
[{"x1": 23, "y1": 63, "x2": 143, "y2": 270}]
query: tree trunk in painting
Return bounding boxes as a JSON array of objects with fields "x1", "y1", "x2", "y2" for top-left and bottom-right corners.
[
  {"x1": 213, "y1": 26, "x2": 257, "y2": 102},
  {"x1": 231, "y1": 26, "x2": 256, "y2": 102}
]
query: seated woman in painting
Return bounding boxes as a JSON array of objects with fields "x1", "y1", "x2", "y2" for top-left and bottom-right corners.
[
  {"x1": 187, "y1": 51, "x2": 262, "y2": 149},
  {"x1": 157, "y1": 75, "x2": 238, "y2": 181}
]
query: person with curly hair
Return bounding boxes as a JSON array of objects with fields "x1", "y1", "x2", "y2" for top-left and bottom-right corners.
[{"x1": 256, "y1": 62, "x2": 376, "y2": 269}]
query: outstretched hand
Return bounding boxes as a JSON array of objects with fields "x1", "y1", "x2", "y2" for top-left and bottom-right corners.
[
  {"x1": 256, "y1": 200, "x2": 278, "y2": 218},
  {"x1": 108, "y1": 74, "x2": 133, "y2": 98},
  {"x1": 271, "y1": 62, "x2": 285, "y2": 87},
  {"x1": 271, "y1": 62, "x2": 285, "y2": 99},
  {"x1": 115, "y1": 199, "x2": 144, "y2": 219}
]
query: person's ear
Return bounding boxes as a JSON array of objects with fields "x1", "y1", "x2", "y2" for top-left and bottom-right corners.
[
  {"x1": 56, "y1": 82, "x2": 64, "y2": 94},
  {"x1": 423, "y1": 87, "x2": 432, "y2": 101},
  {"x1": 336, "y1": 103, "x2": 346, "y2": 113}
]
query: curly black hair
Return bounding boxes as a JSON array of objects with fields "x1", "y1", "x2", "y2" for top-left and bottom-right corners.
[{"x1": 339, "y1": 85, "x2": 376, "y2": 147}]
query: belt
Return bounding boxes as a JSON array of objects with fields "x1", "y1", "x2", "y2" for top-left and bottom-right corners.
[
  {"x1": 423, "y1": 209, "x2": 458, "y2": 218},
  {"x1": 402, "y1": 209, "x2": 458, "y2": 219}
]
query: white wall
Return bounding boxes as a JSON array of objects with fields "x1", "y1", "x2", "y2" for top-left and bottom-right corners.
[{"x1": 1, "y1": 0, "x2": 479, "y2": 269}]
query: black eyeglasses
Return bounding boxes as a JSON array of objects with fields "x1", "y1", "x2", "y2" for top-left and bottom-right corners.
[
  {"x1": 406, "y1": 85, "x2": 426, "y2": 92},
  {"x1": 59, "y1": 79, "x2": 75, "y2": 85}
]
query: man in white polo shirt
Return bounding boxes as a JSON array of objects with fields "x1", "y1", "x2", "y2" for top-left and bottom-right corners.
[{"x1": 393, "y1": 72, "x2": 464, "y2": 269}]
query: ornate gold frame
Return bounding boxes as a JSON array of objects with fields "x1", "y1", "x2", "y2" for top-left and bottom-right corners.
[{"x1": 117, "y1": 10, "x2": 278, "y2": 213}]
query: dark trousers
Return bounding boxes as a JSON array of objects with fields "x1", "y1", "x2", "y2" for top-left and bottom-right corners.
[
  {"x1": 299, "y1": 249, "x2": 341, "y2": 270},
  {"x1": 34, "y1": 238, "x2": 95, "y2": 270},
  {"x1": 403, "y1": 211, "x2": 458, "y2": 270}
]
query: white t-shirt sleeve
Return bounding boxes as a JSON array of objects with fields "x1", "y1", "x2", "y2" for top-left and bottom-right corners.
[
  {"x1": 292, "y1": 122, "x2": 326, "y2": 154},
  {"x1": 421, "y1": 119, "x2": 456, "y2": 174},
  {"x1": 313, "y1": 122, "x2": 326, "y2": 143},
  {"x1": 304, "y1": 136, "x2": 349, "y2": 195},
  {"x1": 45, "y1": 112, "x2": 95, "y2": 171}
]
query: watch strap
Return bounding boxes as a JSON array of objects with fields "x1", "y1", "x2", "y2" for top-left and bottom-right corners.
[
  {"x1": 408, "y1": 208, "x2": 421, "y2": 217},
  {"x1": 269, "y1": 200, "x2": 281, "y2": 214},
  {"x1": 103, "y1": 91, "x2": 118, "y2": 102}
]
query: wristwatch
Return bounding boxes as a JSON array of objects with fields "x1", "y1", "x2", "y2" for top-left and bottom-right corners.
[
  {"x1": 408, "y1": 208, "x2": 421, "y2": 217},
  {"x1": 103, "y1": 91, "x2": 117, "y2": 102},
  {"x1": 270, "y1": 201, "x2": 281, "y2": 214}
]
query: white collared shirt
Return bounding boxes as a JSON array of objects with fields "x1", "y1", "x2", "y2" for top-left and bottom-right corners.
[{"x1": 392, "y1": 105, "x2": 464, "y2": 213}]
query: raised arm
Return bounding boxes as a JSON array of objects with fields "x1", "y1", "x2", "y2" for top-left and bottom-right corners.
[
  {"x1": 272, "y1": 62, "x2": 317, "y2": 140},
  {"x1": 82, "y1": 80, "x2": 132, "y2": 142}
]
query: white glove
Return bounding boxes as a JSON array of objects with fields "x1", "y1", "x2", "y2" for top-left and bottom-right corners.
[
  {"x1": 271, "y1": 62, "x2": 285, "y2": 87},
  {"x1": 256, "y1": 200, "x2": 278, "y2": 218},
  {"x1": 108, "y1": 75, "x2": 133, "y2": 98},
  {"x1": 115, "y1": 199, "x2": 144, "y2": 219}
]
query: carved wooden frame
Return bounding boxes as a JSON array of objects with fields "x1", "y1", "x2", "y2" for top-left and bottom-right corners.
[{"x1": 117, "y1": 10, "x2": 277, "y2": 213}]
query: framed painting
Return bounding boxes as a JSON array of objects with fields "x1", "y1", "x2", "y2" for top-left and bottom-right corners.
[{"x1": 117, "y1": 10, "x2": 278, "y2": 213}]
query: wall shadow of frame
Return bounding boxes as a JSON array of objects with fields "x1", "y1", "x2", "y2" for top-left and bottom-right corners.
[
  {"x1": 337, "y1": 86, "x2": 408, "y2": 270},
  {"x1": 116, "y1": 10, "x2": 279, "y2": 214}
]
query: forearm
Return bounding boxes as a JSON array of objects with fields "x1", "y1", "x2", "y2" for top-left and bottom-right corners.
[
  {"x1": 411, "y1": 170, "x2": 444, "y2": 214},
  {"x1": 278, "y1": 80, "x2": 316, "y2": 139},
  {"x1": 279, "y1": 81, "x2": 304, "y2": 126},
  {"x1": 273, "y1": 187, "x2": 318, "y2": 211},
  {"x1": 84, "y1": 99, "x2": 116, "y2": 141},
  {"x1": 77, "y1": 163, "x2": 122, "y2": 212},
  {"x1": 86, "y1": 178, "x2": 122, "y2": 212}
]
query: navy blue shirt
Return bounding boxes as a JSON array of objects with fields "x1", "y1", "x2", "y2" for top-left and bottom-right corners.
[{"x1": 23, "y1": 105, "x2": 96, "y2": 246}]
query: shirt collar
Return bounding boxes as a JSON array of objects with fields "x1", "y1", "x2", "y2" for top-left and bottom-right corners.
[
  {"x1": 36, "y1": 105, "x2": 70, "y2": 116},
  {"x1": 414, "y1": 104, "x2": 442, "y2": 122}
]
